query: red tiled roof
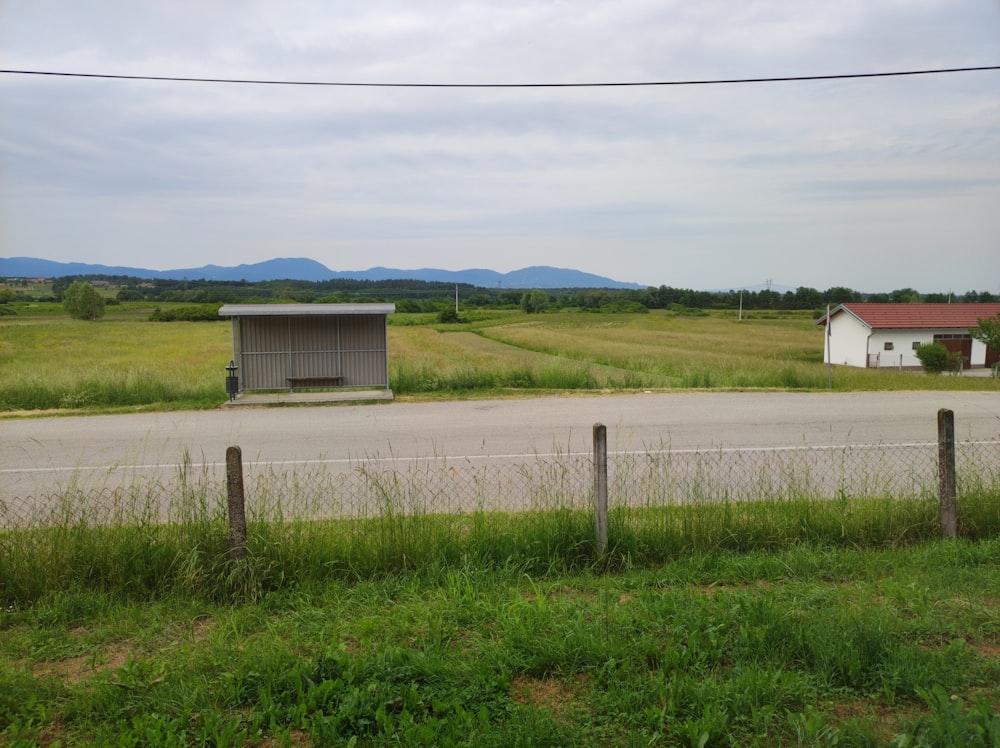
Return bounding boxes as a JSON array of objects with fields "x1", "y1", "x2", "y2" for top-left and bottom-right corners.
[{"x1": 833, "y1": 303, "x2": 1000, "y2": 330}]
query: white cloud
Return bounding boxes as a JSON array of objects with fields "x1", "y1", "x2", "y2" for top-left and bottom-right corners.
[{"x1": 1, "y1": 0, "x2": 998, "y2": 292}]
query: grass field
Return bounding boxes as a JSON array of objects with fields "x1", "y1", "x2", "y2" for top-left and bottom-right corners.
[
  {"x1": 3, "y1": 457, "x2": 1000, "y2": 744},
  {"x1": 2, "y1": 304, "x2": 996, "y2": 414},
  {"x1": 0, "y1": 304, "x2": 228, "y2": 412},
  {"x1": 4, "y1": 301, "x2": 1000, "y2": 744},
  {"x1": 4, "y1": 539, "x2": 1000, "y2": 746}
]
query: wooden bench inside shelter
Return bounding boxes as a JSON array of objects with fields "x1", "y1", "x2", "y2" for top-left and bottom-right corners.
[{"x1": 286, "y1": 375, "x2": 344, "y2": 390}]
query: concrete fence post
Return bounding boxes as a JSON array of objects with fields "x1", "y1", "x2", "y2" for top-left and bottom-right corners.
[
  {"x1": 593, "y1": 423, "x2": 608, "y2": 556},
  {"x1": 226, "y1": 445, "x2": 248, "y2": 560},
  {"x1": 937, "y1": 409, "x2": 957, "y2": 539}
]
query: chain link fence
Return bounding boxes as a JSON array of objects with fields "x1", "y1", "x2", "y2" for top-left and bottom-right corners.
[{"x1": 3, "y1": 436, "x2": 998, "y2": 531}]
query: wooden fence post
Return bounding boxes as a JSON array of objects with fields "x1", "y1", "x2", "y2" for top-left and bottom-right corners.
[
  {"x1": 226, "y1": 445, "x2": 248, "y2": 560},
  {"x1": 593, "y1": 423, "x2": 608, "y2": 556},
  {"x1": 937, "y1": 409, "x2": 957, "y2": 539}
]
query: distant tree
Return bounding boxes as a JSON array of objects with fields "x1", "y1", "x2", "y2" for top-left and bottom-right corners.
[
  {"x1": 787, "y1": 287, "x2": 822, "y2": 309},
  {"x1": 51, "y1": 277, "x2": 72, "y2": 299},
  {"x1": 62, "y1": 281, "x2": 105, "y2": 320},
  {"x1": 649, "y1": 285, "x2": 683, "y2": 308},
  {"x1": 0, "y1": 288, "x2": 15, "y2": 316},
  {"x1": 465, "y1": 293, "x2": 493, "y2": 307},
  {"x1": 117, "y1": 288, "x2": 144, "y2": 302},
  {"x1": 890, "y1": 288, "x2": 921, "y2": 303},
  {"x1": 437, "y1": 305, "x2": 460, "y2": 323},
  {"x1": 757, "y1": 289, "x2": 781, "y2": 308},
  {"x1": 149, "y1": 304, "x2": 222, "y2": 322},
  {"x1": 394, "y1": 299, "x2": 422, "y2": 313},
  {"x1": 923, "y1": 293, "x2": 949, "y2": 303},
  {"x1": 914, "y1": 342, "x2": 952, "y2": 374},
  {"x1": 498, "y1": 291, "x2": 522, "y2": 307},
  {"x1": 521, "y1": 289, "x2": 550, "y2": 314},
  {"x1": 823, "y1": 286, "x2": 862, "y2": 304}
]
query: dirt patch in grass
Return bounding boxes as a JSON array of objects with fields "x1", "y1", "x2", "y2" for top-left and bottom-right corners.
[
  {"x1": 256, "y1": 730, "x2": 313, "y2": 747},
  {"x1": 33, "y1": 642, "x2": 133, "y2": 684},
  {"x1": 828, "y1": 696, "x2": 918, "y2": 742},
  {"x1": 686, "y1": 580, "x2": 775, "y2": 597},
  {"x1": 512, "y1": 676, "x2": 584, "y2": 721},
  {"x1": 30, "y1": 620, "x2": 216, "y2": 684},
  {"x1": 189, "y1": 617, "x2": 214, "y2": 643},
  {"x1": 974, "y1": 638, "x2": 1000, "y2": 658}
]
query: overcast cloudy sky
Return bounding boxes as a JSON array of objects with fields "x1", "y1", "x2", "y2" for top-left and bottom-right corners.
[{"x1": 1, "y1": 1, "x2": 998, "y2": 292}]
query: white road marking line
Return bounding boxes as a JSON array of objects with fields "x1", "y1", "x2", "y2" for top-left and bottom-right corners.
[{"x1": 5, "y1": 440, "x2": 996, "y2": 476}]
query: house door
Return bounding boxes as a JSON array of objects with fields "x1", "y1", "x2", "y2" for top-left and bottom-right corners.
[{"x1": 934, "y1": 335, "x2": 972, "y2": 370}]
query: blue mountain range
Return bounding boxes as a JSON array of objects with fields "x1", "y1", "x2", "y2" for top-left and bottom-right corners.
[{"x1": 1, "y1": 256, "x2": 643, "y2": 290}]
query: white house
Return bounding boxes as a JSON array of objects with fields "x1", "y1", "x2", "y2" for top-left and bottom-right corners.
[{"x1": 817, "y1": 303, "x2": 1000, "y2": 370}]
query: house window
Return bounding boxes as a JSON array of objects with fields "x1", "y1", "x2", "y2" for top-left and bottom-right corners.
[
  {"x1": 912, "y1": 342, "x2": 921, "y2": 350},
  {"x1": 884, "y1": 342, "x2": 894, "y2": 351}
]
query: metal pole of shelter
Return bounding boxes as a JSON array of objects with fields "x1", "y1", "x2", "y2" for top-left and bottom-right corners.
[{"x1": 826, "y1": 305, "x2": 832, "y2": 390}]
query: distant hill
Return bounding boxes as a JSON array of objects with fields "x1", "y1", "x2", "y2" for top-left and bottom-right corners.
[{"x1": 0, "y1": 257, "x2": 643, "y2": 290}]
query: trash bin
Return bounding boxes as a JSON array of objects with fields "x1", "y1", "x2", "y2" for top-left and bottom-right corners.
[{"x1": 225, "y1": 360, "x2": 239, "y2": 401}]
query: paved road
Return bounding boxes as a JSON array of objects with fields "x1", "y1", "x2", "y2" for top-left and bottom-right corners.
[{"x1": 3, "y1": 391, "x2": 999, "y2": 503}]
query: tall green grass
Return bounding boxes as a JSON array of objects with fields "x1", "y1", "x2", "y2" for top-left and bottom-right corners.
[
  {"x1": 1, "y1": 370, "x2": 225, "y2": 410},
  {"x1": 389, "y1": 361, "x2": 605, "y2": 394},
  {"x1": 4, "y1": 540, "x2": 1000, "y2": 745},
  {"x1": 0, "y1": 311, "x2": 230, "y2": 411},
  {"x1": 3, "y1": 453, "x2": 998, "y2": 606},
  {"x1": 3, "y1": 307, "x2": 997, "y2": 412},
  {"x1": 3, "y1": 443, "x2": 999, "y2": 745}
]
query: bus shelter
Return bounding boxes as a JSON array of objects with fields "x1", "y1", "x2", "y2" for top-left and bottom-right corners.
[{"x1": 218, "y1": 303, "x2": 395, "y2": 393}]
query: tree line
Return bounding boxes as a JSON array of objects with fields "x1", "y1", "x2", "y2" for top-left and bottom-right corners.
[{"x1": 3, "y1": 275, "x2": 997, "y2": 315}]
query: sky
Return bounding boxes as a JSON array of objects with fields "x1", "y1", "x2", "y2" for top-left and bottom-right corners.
[{"x1": 1, "y1": 1, "x2": 999, "y2": 293}]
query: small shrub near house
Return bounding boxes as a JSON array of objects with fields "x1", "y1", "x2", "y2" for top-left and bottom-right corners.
[{"x1": 914, "y1": 342, "x2": 952, "y2": 374}]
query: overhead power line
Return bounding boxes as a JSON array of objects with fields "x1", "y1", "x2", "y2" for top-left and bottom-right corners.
[{"x1": 1, "y1": 66, "x2": 998, "y2": 89}]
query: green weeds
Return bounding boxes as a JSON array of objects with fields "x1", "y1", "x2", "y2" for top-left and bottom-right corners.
[
  {"x1": 1, "y1": 447, "x2": 994, "y2": 743},
  {"x1": 4, "y1": 455, "x2": 1000, "y2": 607},
  {"x1": 3, "y1": 544, "x2": 1000, "y2": 745}
]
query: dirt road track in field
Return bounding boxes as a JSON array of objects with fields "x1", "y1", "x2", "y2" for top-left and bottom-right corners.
[{"x1": 3, "y1": 391, "x2": 999, "y2": 502}]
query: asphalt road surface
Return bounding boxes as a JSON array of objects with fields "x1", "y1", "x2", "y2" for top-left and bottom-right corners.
[{"x1": 3, "y1": 391, "x2": 999, "y2": 505}]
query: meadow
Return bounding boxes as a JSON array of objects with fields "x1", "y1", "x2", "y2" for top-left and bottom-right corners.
[
  {"x1": 1, "y1": 303, "x2": 996, "y2": 414},
  {"x1": 5, "y1": 530, "x2": 1000, "y2": 745},
  {"x1": 3, "y1": 301, "x2": 1000, "y2": 744}
]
